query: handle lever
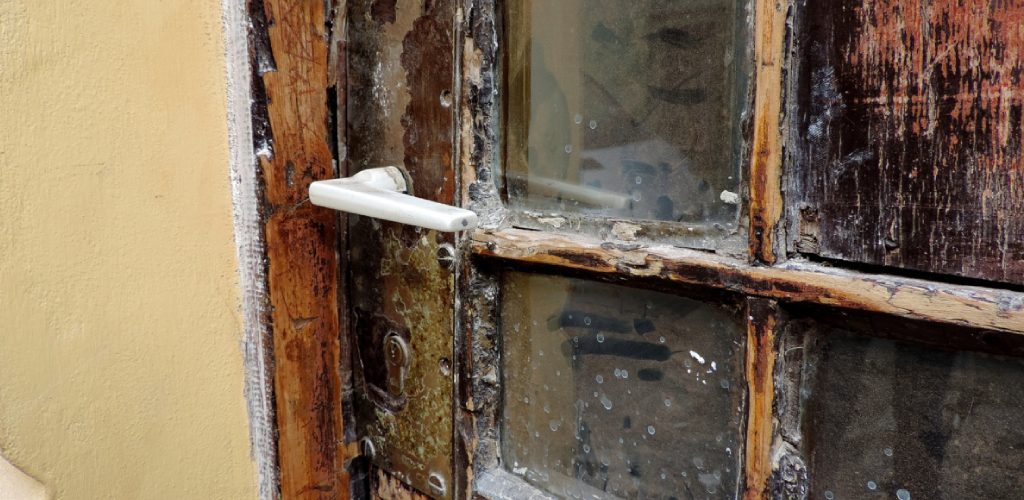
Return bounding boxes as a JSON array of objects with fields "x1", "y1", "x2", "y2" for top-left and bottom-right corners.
[{"x1": 309, "y1": 167, "x2": 478, "y2": 232}]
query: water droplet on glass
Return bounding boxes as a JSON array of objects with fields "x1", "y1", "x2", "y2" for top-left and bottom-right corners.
[
  {"x1": 635, "y1": 176, "x2": 642, "y2": 185},
  {"x1": 539, "y1": 350, "x2": 544, "y2": 356},
  {"x1": 659, "y1": 336, "x2": 665, "y2": 343},
  {"x1": 619, "y1": 438, "x2": 624, "y2": 443},
  {"x1": 583, "y1": 444, "x2": 590, "y2": 453},
  {"x1": 693, "y1": 457, "x2": 704, "y2": 468},
  {"x1": 534, "y1": 431, "x2": 539, "y2": 438},
  {"x1": 596, "y1": 333, "x2": 605, "y2": 343},
  {"x1": 867, "y1": 481, "x2": 877, "y2": 490},
  {"x1": 896, "y1": 489, "x2": 911, "y2": 500},
  {"x1": 594, "y1": 391, "x2": 599, "y2": 397},
  {"x1": 622, "y1": 370, "x2": 628, "y2": 379},
  {"x1": 574, "y1": 114, "x2": 583, "y2": 124},
  {"x1": 523, "y1": 397, "x2": 529, "y2": 404},
  {"x1": 664, "y1": 399, "x2": 671, "y2": 407},
  {"x1": 556, "y1": 370, "x2": 561, "y2": 376},
  {"x1": 589, "y1": 120, "x2": 597, "y2": 129},
  {"x1": 514, "y1": 324, "x2": 520, "y2": 332},
  {"x1": 600, "y1": 395, "x2": 612, "y2": 410},
  {"x1": 716, "y1": 434, "x2": 723, "y2": 442},
  {"x1": 565, "y1": 145, "x2": 572, "y2": 154},
  {"x1": 660, "y1": 473, "x2": 666, "y2": 480},
  {"x1": 685, "y1": 359, "x2": 692, "y2": 368},
  {"x1": 596, "y1": 375, "x2": 604, "y2": 384},
  {"x1": 614, "y1": 368, "x2": 622, "y2": 377},
  {"x1": 824, "y1": 491, "x2": 835, "y2": 500},
  {"x1": 533, "y1": 320, "x2": 538, "y2": 326},
  {"x1": 721, "y1": 380, "x2": 730, "y2": 389},
  {"x1": 544, "y1": 403, "x2": 550, "y2": 413},
  {"x1": 583, "y1": 316, "x2": 592, "y2": 325},
  {"x1": 633, "y1": 192, "x2": 642, "y2": 202},
  {"x1": 884, "y1": 447, "x2": 894, "y2": 457},
  {"x1": 647, "y1": 426, "x2": 656, "y2": 435}
]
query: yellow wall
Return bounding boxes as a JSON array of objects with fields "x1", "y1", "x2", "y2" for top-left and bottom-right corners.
[{"x1": 0, "y1": 0, "x2": 258, "y2": 498}]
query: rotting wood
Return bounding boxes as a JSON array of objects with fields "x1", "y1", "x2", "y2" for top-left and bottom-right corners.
[
  {"x1": 456, "y1": 0, "x2": 504, "y2": 497},
  {"x1": 372, "y1": 467, "x2": 433, "y2": 500},
  {"x1": 328, "y1": 0, "x2": 357, "y2": 445},
  {"x1": 789, "y1": 0, "x2": 1024, "y2": 284},
  {"x1": 749, "y1": 0, "x2": 789, "y2": 265},
  {"x1": 252, "y1": 0, "x2": 347, "y2": 498},
  {"x1": 744, "y1": 298, "x2": 777, "y2": 500},
  {"x1": 472, "y1": 229, "x2": 1024, "y2": 334}
]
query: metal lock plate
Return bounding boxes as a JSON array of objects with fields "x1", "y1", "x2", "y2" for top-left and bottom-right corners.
[{"x1": 384, "y1": 333, "x2": 408, "y2": 396}]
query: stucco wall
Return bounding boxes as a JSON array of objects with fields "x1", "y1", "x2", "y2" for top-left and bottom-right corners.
[{"x1": 0, "y1": 0, "x2": 258, "y2": 498}]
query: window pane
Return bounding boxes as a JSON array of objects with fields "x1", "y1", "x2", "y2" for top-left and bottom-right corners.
[
  {"x1": 505, "y1": 0, "x2": 748, "y2": 223},
  {"x1": 805, "y1": 332, "x2": 1024, "y2": 499},
  {"x1": 501, "y1": 273, "x2": 745, "y2": 500}
]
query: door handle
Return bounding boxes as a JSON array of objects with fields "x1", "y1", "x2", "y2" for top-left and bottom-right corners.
[{"x1": 309, "y1": 167, "x2": 478, "y2": 232}]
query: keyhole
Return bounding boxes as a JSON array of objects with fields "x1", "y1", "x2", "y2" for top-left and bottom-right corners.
[{"x1": 384, "y1": 333, "x2": 408, "y2": 396}]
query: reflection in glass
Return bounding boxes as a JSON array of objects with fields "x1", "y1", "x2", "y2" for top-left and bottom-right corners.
[
  {"x1": 501, "y1": 273, "x2": 745, "y2": 500},
  {"x1": 505, "y1": 0, "x2": 747, "y2": 223},
  {"x1": 807, "y1": 333, "x2": 1024, "y2": 500}
]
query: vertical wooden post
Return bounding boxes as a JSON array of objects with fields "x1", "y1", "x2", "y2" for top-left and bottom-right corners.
[
  {"x1": 252, "y1": 0, "x2": 348, "y2": 498},
  {"x1": 744, "y1": 297, "x2": 778, "y2": 500},
  {"x1": 748, "y1": 0, "x2": 789, "y2": 264}
]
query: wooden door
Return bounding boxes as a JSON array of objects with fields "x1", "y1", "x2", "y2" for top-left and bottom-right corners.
[{"x1": 247, "y1": 1, "x2": 1024, "y2": 500}]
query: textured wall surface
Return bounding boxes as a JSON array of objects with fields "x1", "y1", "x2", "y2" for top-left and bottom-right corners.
[{"x1": 0, "y1": 0, "x2": 258, "y2": 498}]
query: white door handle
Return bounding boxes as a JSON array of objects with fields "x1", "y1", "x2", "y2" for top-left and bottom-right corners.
[{"x1": 309, "y1": 167, "x2": 478, "y2": 232}]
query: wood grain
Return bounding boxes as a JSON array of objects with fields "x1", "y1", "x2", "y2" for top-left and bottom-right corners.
[
  {"x1": 749, "y1": 0, "x2": 789, "y2": 264},
  {"x1": 472, "y1": 229, "x2": 1024, "y2": 334},
  {"x1": 254, "y1": 0, "x2": 347, "y2": 498},
  {"x1": 743, "y1": 298, "x2": 777, "y2": 500},
  {"x1": 790, "y1": 0, "x2": 1024, "y2": 283}
]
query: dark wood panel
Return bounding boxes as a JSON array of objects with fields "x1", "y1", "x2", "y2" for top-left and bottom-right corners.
[
  {"x1": 789, "y1": 0, "x2": 1024, "y2": 284},
  {"x1": 251, "y1": 0, "x2": 348, "y2": 498}
]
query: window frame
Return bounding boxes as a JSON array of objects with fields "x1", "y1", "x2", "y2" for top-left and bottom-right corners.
[{"x1": 454, "y1": 1, "x2": 1024, "y2": 499}]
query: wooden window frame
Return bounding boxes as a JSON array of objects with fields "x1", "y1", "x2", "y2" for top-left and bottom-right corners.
[{"x1": 456, "y1": 1, "x2": 1024, "y2": 500}]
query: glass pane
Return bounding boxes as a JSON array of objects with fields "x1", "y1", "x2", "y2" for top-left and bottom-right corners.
[
  {"x1": 505, "y1": 0, "x2": 748, "y2": 223},
  {"x1": 501, "y1": 273, "x2": 745, "y2": 500},
  {"x1": 807, "y1": 333, "x2": 1024, "y2": 500}
]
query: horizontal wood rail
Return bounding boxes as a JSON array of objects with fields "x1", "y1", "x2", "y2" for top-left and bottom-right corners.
[{"x1": 471, "y1": 229, "x2": 1024, "y2": 334}]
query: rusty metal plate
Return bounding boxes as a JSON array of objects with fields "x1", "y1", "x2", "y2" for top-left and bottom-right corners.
[{"x1": 346, "y1": 0, "x2": 459, "y2": 498}]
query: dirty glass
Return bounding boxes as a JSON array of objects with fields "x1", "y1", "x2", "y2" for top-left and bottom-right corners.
[
  {"x1": 504, "y1": 0, "x2": 748, "y2": 223},
  {"x1": 806, "y1": 333, "x2": 1024, "y2": 500},
  {"x1": 501, "y1": 273, "x2": 746, "y2": 500}
]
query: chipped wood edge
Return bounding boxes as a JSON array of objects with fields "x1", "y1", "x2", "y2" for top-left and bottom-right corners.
[
  {"x1": 223, "y1": 0, "x2": 279, "y2": 498},
  {"x1": 749, "y1": 0, "x2": 789, "y2": 265},
  {"x1": 743, "y1": 298, "x2": 777, "y2": 500},
  {"x1": 472, "y1": 229, "x2": 1024, "y2": 334}
]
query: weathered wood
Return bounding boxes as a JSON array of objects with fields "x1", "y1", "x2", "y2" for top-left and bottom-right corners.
[
  {"x1": 749, "y1": 0, "x2": 789, "y2": 264},
  {"x1": 744, "y1": 298, "x2": 777, "y2": 500},
  {"x1": 789, "y1": 0, "x2": 1024, "y2": 284},
  {"x1": 346, "y1": 1, "x2": 459, "y2": 498},
  {"x1": 253, "y1": 0, "x2": 347, "y2": 498},
  {"x1": 472, "y1": 229, "x2": 1024, "y2": 334},
  {"x1": 372, "y1": 467, "x2": 433, "y2": 500}
]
